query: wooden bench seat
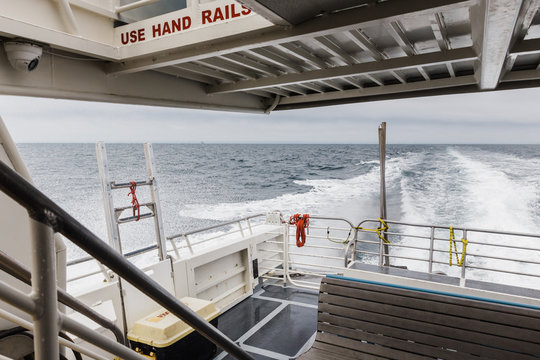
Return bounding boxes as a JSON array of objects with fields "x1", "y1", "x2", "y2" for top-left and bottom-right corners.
[{"x1": 298, "y1": 275, "x2": 540, "y2": 360}]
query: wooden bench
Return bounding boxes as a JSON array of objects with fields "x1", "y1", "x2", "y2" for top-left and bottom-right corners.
[{"x1": 298, "y1": 275, "x2": 540, "y2": 360}]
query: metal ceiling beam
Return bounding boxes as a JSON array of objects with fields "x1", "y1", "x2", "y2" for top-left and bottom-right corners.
[
  {"x1": 195, "y1": 58, "x2": 257, "y2": 79},
  {"x1": 208, "y1": 47, "x2": 477, "y2": 94},
  {"x1": 501, "y1": 68, "x2": 540, "y2": 82},
  {"x1": 314, "y1": 36, "x2": 357, "y2": 65},
  {"x1": 341, "y1": 77, "x2": 364, "y2": 89},
  {"x1": 446, "y1": 63, "x2": 456, "y2": 77},
  {"x1": 417, "y1": 66, "x2": 430, "y2": 80},
  {"x1": 430, "y1": 13, "x2": 450, "y2": 51},
  {"x1": 155, "y1": 67, "x2": 216, "y2": 85},
  {"x1": 220, "y1": 54, "x2": 281, "y2": 76},
  {"x1": 277, "y1": 75, "x2": 477, "y2": 106},
  {"x1": 386, "y1": 21, "x2": 416, "y2": 56},
  {"x1": 345, "y1": 29, "x2": 387, "y2": 61},
  {"x1": 245, "y1": 48, "x2": 304, "y2": 73},
  {"x1": 236, "y1": 0, "x2": 292, "y2": 26},
  {"x1": 107, "y1": 0, "x2": 475, "y2": 75},
  {"x1": 510, "y1": 38, "x2": 540, "y2": 55},
  {"x1": 298, "y1": 82, "x2": 325, "y2": 93},
  {"x1": 319, "y1": 79, "x2": 344, "y2": 91},
  {"x1": 174, "y1": 63, "x2": 238, "y2": 82},
  {"x1": 364, "y1": 74, "x2": 384, "y2": 86},
  {"x1": 471, "y1": 0, "x2": 523, "y2": 90},
  {"x1": 275, "y1": 43, "x2": 328, "y2": 69}
]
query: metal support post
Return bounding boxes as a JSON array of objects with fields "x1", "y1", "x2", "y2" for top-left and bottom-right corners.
[
  {"x1": 378, "y1": 122, "x2": 390, "y2": 266},
  {"x1": 428, "y1": 227, "x2": 435, "y2": 273},
  {"x1": 96, "y1": 142, "x2": 122, "y2": 254},
  {"x1": 461, "y1": 229, "x2": 468, "y2": 280},
  {"x1": 283, "y1": 224, "x2": 289, "y2": 286},
  {"x1": 144, "y1": 143, "x2": 167, "y2": 260},
  {"x1": 30, "y1": 220, "x2": 59, "y2": 360}
]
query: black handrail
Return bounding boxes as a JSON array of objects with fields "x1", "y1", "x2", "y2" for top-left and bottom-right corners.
[
  {"x1": 0, "y1": 161, "x2": 254, "y2": 360},
  {"x1": 0, "y1": 250, "x2": 126, "y2": 345}
]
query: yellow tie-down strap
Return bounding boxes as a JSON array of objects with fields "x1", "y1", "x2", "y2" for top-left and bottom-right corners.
[
  {"x1": 449, "y1": 226, "x2": 468, "y2": 267},
  {"x1": 356, "y1": 218, "x2": 390, "y2": 244}
]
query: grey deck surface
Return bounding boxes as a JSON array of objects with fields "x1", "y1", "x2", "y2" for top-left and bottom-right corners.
[
  {"x1": 349, "y1": 262, "x2": 540, "y2": 299},
  {"x1": 214, "y1": 282, "x2": 319, "y2": 360}
]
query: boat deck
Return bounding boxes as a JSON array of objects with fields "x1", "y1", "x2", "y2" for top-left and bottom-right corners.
[{"x1": 214, "y1": 282, "x2": 320, "y2": 360}]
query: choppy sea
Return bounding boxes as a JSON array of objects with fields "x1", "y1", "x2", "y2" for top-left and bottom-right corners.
[{"x1": 18, "y1": 144, "x2": 540, "y2": 274}]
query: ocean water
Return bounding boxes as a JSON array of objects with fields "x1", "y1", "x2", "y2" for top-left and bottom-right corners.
[{"x1": 17, "y1": 144, "x2": 540, "y2": 280}]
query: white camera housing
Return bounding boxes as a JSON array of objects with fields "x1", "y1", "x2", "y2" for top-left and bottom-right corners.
[{"x1": 3, "y1": 41, "x2": 43, "y2": 72}]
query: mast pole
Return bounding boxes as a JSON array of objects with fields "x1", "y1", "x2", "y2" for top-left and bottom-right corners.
[{"x1": 378, "y1": 122, "x2": 389, "y2": 266}]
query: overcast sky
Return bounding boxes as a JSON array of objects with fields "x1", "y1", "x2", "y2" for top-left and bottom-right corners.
[{"x1": 0, "y1": 87, "x2": 539, "y2": 144}]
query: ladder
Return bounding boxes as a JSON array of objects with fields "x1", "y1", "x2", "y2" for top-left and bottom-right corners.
[{"x1": 95, "y1": 142, "x2": 167, "y2": 261}]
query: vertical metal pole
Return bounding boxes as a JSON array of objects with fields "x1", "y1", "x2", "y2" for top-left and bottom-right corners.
[
  {"x1": 96, "y1": 142, "x2": 122, "y2": 254},
  {"x1": 283, "y1": 224, "x2": 289, "y2": 286},
  {"x1": 238, "y1": 221, "x2": 245, "y2": 237},
  {"x1": 144, "y1": 143, "x2": 167, "y2": 261},
  {"x1": 428, "y1": 227, "x2": 435, "y2": 273},
  {"x1": 461, "y1": 229, "x2": 468, "y2": 281},
  {"x1": 96, "y1": 142, "x2": 129, "y2": 338},
  {"x1": 378, "y1": 122, "x2": 390, "y2": 266},
  {"x1": 30, "y1": 220, "x2": 59, "y2": 360}
]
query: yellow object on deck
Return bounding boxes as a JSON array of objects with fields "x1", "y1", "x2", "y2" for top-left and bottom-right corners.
[{"x1": 127, "y1": 297, "x2": 220, "y2": 348}]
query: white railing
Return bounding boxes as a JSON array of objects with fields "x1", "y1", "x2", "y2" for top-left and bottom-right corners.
[
  {"x1": 66, "y1": 214, "x2": 267, "y2": 285},
  {"x1": 256, "y1": 216, "x2": 540, "y2": 292},
  {"x1": 256, "y1": 216, "x2": 356, "y2": 290},
  {"x1": 355, "y1": 219, "x2": 540, "y2": 289}
]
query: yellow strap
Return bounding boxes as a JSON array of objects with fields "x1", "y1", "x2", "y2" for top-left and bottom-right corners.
[
  {"x1": 449, "y1": 226, "x2": 468, "y2": 267},
  {"x1": 356, "y1": 218, "x2": 390, "y2": 244}
]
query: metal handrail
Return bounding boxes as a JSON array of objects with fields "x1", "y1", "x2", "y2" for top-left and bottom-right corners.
[
  {"x1": 167, "y1": 214, "x2": 265, "y2": 240},
  {"x1": 355, "y1": 218, "x2": 540, "y2": 282},
  {"x1": 0, "y1": 249, "x2": 125, "y2": 345},
  {"x1": 0, "y1": 161, "x2": 253, "y2": 360}
]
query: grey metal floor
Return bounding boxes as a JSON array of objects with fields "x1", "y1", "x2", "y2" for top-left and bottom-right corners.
[{"x1": 213, "y1": 283, "x2": 319, "y2": 360}]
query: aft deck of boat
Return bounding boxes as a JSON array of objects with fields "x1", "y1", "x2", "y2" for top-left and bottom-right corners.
[
  {"x1": 214, "y1": 281, "x2": 320, "y2": 360},
  {"x1": 213, "y1": 261, "x2": 540, "y2": 360}
]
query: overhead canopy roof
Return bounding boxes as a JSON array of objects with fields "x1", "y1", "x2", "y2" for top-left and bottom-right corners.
[{"x1": 0, "y1": 0, "x2": 539, "y2": 112}]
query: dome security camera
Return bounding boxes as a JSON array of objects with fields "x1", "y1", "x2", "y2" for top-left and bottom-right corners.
[{"x1": 3, "y1": 42, "x2": 43, "y2": 72}]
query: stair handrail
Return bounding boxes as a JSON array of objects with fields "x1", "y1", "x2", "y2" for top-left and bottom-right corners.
[
  {"x1": 0, "y1": 160, "x2": 254, "y2": 360},
  {"x1": 0, "y1": 249, "x2": 126, "y2": 345}
]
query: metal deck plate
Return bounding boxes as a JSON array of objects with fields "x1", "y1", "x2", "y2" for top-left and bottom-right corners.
[{"x1": 214, "y1": 284, "x2": 318, "y2": 359}]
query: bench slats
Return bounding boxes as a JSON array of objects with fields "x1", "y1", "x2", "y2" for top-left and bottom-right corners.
[
  {"x1": 317, "y1": 322, "x2": 478, "y2": 360},
  {"x1": 318, "y1": 310, "x2": 535, "y2": 360},
  {"x1": 321, "y1": 281, "x2": 540, "y2": 331},
  {"x1": 297, "y1": 276, "x2": 540, "y2": 360},
  {"x1": 319, "y1": 291, "x2": 540, "y2": 344},
  {"x1": 315, "y1": 332, "x2": 423, "y2": 360}
]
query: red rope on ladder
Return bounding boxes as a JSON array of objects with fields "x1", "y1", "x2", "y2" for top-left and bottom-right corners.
[
  {"x1": 289, "y1": 214, "x2": 309, "y2": 247},
  {"x1": 128, "y1": 181, "x2": 140, "y2": 221}
]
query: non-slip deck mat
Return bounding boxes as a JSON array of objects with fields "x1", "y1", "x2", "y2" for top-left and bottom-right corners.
[
  {"x1": 244, "y1": 304, "x2": 317, "y2": 357},
  {"x1": 217, "y1": 297, "x2": 280, "y2": 341}
]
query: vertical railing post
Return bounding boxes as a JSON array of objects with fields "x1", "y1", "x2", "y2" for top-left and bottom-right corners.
[
  {"x1": 238, "y1": 221, "x2": 245, "y2": 237},
  {"x1": 96, "y1": 142, "x2": 122, "y2": 254},
  {"x1": 247, "y1": 218, "x2": 253, "y2": 235},
  {"x1": 30, "y1": 220, "x2": 59, "y2": 360},
  {"x1": 184, "y1": 235, "x2": 194, "y2": 255},
  {"x1": 428, "y1": 227, "x2": 435, "y2": 273},
  {"x1": 461, "y1": 229, "x2": 468, "y2": 282},
  {"x1": 378, "y1": 122, "x2": 390, "y2": 266},
  {"x1": 283, "y1": 224, "x2": 289, "y2": 286},
  {"x1": 144, "y1": 143, "x2": 167, "y2": 261}
]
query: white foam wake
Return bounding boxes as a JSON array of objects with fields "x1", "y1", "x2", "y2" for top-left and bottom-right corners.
[{"x1": 179, "y1": 166, "x2": 382, "y2": 221}]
